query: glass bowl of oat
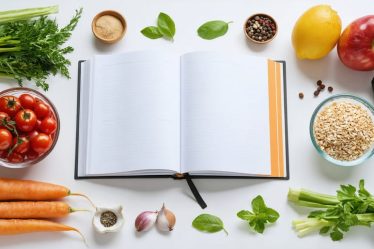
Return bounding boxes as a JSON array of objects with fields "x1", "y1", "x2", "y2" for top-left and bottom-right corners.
[{"x1": 310, "y1": 94, "x2": 374, "y2": 166}]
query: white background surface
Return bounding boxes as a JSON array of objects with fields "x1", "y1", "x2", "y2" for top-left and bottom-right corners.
[{"x1": 0, "y1": 0, "x2": 373, "y2": 248}]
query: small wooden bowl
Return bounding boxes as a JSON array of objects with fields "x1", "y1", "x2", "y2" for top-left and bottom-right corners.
[
  {"x1": 92, "y1": 10, "x2": 126, "y2": 44},
  {"x1": 243, "y1": 13, "x2": 277, "y2": 44}
]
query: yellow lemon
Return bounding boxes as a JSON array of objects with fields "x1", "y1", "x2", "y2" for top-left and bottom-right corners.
[{"x1": 292, "y1": 5, "x2": 342, "y2": 59}]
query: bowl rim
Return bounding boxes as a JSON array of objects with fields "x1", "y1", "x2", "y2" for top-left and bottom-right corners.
[
  {"x1": 243, "y1": 13, "x2": 278, "y2": 44},
  {"x1": 0, "y1": 87, "x2": 60, "y2": 168},
  {"x1": 91, "y1": 10, "x2": 127, "y2": 44},
  {"x1": 309, "y1": 94, "x2": 374, "y2": 167}
]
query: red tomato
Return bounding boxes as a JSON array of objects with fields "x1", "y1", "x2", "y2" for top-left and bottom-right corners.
[
  {"x1": 34, "y1": 100, "x2": 50, "y2": 119},
  {"x1": 15, "y1": 109, "x2": 37, "y2": 132},
  {"x1": 0, "y1": 112, "x2": 10, "y2": 129},
  {"x1": 27, "y1": 130, "x2": 39, "y2": 140},
  {"x1": 39, "y1": 117, "x2": 57, "y2": 134},
  {"x1": 7, "y1": 152, "x2": 24, "y2": 163},
  {"x1": 26, "y1": 149, "x2": 39, "y2": 160},
  {"x1": 0, "y1": 128, "x2": 12, "y2": 150},
  {"x1": 31, "y1": 133, "x2": 52, "y2": 154},
  {"x1": 19, "y1": 94, "x2": 35, "y2": 109},
  {"x1": 0, "y1": 96, "x2": 21, "y2": 116},
  {"x1": 0, "y1": 150, "x2": 7, "y2": 159},
  {"x1": 12, "y1": 136, "x2": 30, "y2": 154}
]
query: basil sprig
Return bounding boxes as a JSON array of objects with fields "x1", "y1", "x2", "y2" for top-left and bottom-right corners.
[
  {"x1": 197, "y1": 20, "x2": 232, "y2": 40},
  {"x1": 141, "y1": 12, "x2": 175, "y2": 41},
  {"x1": 237, "y1": 195, "x2": 279, "y2": 234},
  {"x1": 192, "y1": 214, "x2": 228, "y2": 235}
]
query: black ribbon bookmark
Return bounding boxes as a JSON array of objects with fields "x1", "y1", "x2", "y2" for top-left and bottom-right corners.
[
  {"x1": 184, "y1": 174, "x2": 207, "y2": 209},
  {"x1": 174, "y1": 173, "x2": 207, "y2": 209}
]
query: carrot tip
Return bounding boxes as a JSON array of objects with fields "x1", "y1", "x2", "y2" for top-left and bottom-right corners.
[
  {"x1": 73, "y1": 228, "x2": 88, "y2": 247},
  {"x1": 69, "y1": 193, "x2": 96, "y2": 208}
]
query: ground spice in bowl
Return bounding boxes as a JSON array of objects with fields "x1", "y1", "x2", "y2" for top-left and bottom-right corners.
[
  {"x1": 92, "y1": 10, "x2": 126, "y2": 43},
  {"x1": 312, "y1": 97, "x2": 374, "y2": 163}
]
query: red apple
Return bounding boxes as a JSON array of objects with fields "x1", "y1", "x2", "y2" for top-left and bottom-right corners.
[{"x1": 337, "y1": 15, "x2": 374, "y2": 71}]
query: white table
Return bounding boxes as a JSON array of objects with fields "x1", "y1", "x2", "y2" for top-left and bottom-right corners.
[{"x1": 0, "y1": 0, "x2": 373, "y2": 248}]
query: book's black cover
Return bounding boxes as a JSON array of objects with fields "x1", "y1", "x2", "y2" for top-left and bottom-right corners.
[{"x1": 74, "y1": 60, "x2": 290, "y2": 180}]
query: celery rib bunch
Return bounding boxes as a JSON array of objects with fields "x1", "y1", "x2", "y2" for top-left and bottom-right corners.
[
  {"x1": 288, "y1": 180, "x2": 374, "y2": 241},
  {"x1": 0, "y1": 6, "x2": 82, "y2": 91}
]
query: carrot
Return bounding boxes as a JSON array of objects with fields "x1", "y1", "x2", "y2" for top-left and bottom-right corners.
[
  {"x1": 0, "y1": 201, "x2": 88, "y2": 219},
  {"x1": 0, "y1": 219, "x2": 86, "y2": 243},
  {"x1": 0, "y1": 178, "x2": 95, "y2": 207}
]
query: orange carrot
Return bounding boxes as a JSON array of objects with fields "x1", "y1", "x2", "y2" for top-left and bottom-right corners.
[
  {"x1": 0, "y1": 219, "x2": 86, "y2": 242},
  {"x1": 0, "y1": 178, "x2": 95, "y2": 207},
  {"x1": 0, "y1": 201, "x2": 87, "y2": 219}
]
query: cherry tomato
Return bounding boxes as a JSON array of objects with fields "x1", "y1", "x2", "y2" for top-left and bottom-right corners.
[
  {"x1": 0, "y1": 112, "x2": 10, "y2": 129},
  {"x1": 26, "y1": 149, "x2": 39, "y2": 160},
  {"x1": 0, "y1": 150, "x2": 7, "y2": 159},
  {"x1": 39, "y1": 117, "x2": 57, "y2": 134},
  {"x1": 19, "y1": 94, "x2": 35, "y2": 109},
  {"x1": 15, "y1": 109, "x2": 37, "y2": 132},
  {"x1": 0, "y1": 96, "x2": 21, "y2": 116},
  {"x1": 31, "y1": 133, "x2": 52, "y2": 154},
  {"x1": 34, "y1": 99, "x2": 50, "y2": 119},
  {"x1": 12, "y1": 136, "x2": 30, "y2": 154},
  {"x1": 27, "y1": 130, "x2": 39, "y2": 140},
  {"x1": 0, "y1": 128, "x2": 12, "y2": 150},
  {"x1": 7, "y1": 152, "x2": 24, "y2": 163},
  {"x1": 35, "y1": 119, "x2": 42, "y2": 131}
]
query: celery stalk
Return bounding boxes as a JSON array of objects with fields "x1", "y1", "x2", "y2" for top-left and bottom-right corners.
[
  {"x1": 0, "y1": 5, "x2": 58, "y2": 24},
  {"x1": 288, "y1": 188, "x2": 339, "y2": 208}
]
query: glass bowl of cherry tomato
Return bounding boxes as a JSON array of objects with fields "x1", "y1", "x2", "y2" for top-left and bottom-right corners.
[{"x1": 0, "y1": 87, "x2": 60, "y2": 168}]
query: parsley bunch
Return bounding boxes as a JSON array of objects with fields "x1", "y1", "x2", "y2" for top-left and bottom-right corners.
[
  {"x1": 0, "y1": 7, "x2": 82, "y2": 91},
  {"x1": 289, "y1": 179, "x2": 374, "y2": 241}
]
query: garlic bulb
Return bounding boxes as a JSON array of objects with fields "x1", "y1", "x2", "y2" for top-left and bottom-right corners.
[
  {"x1": 93, "y1": 206, "x2": 124, "y2": 233},
  {"x1": 156, "y1": 204, "x2": 176, "y2": 231},
  {"x1": 135, "y1": 211, "x2": 158, "y2": 232}
]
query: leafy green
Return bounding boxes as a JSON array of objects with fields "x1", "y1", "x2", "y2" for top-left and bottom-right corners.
[
  {"x1": 197, "y1": 20, "x2": 231, "y2": 40},
  {"x1": 237, "y1": 195, "x2": 279, "y2": 234},
  {"x1": 140, "y1": 12, "x2": 175, "y2": 41},
  {"x1": 289, "y1": 180, "x2": 374, "y2": 241},
  {"x1": 157, "y1": 12, "x2": 175, "y2": 40},
  {"x1": 140, "y1": 26, "x2": 163, "y2": 39},
  {"x1": 0, "y1": 7, "x2": 82, "y2": 91},
  {"x1": 192, "y1": 214, "x2": 228, "y2": 235}
]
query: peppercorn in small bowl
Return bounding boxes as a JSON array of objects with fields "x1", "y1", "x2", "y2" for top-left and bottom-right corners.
[
  {"x1": 310, "y1": 94, "x2": 374, "y2": 166},
  {"x1": 244, "y1": 13, "x2": 277, "y2": 44}
]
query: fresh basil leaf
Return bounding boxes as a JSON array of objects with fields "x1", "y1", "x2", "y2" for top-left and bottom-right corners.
[
  {"x1": 157, "y1": 12, "x2": 175, "y2": 39},
  {"x1": 251, "y1": 219, "x2": 265, "y2": 234},
  {"x1": 197, "y1": 20, "x2": 231, "y2": 40},
  {"x1": 192, "y1": 214, "x2": 228, "y2": 234},
  {"x1": 319, "y1": 226, "x2": 331, "y2": 234},
  {"x1": 237, "y1": 210, "x2": 254, "y2": 221},
  {"x1": 265, "y1": 208, "x2": 280, "y2": 223},
  {"x1": 237, "y1": 195, "x2": 279, "y2": 234},
  {"x1": 252, "y1": 195, "x2": 266, "y2": 214},
  {"x1": 141, "y1": 26, "x2": 163, "y2": 39}
]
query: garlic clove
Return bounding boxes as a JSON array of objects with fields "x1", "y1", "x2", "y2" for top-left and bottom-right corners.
[
  {"x1": 156, "y1": 203, "x2": 176, "y2": 232},
  {"x1": 93, "y1": 205, "x2": 124, "y2": 233},
  {"x1": 135, "y1": 211, "x2": 158, "y2": 232}
]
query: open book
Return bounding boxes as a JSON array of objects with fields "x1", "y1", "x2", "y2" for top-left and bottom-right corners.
[{"x1": 75, "y1": 51, "x2": 289, "y2": 179}]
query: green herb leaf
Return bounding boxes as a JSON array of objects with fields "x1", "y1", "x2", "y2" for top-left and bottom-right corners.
[
  {"x1": 330, "y1": 229, "x2": 344, "y2": 241},
  {"x1": 141, "y1": 26, "x2": 163, "y2": 39},
  {"x1": 192, "y1": 214, "x2": 228, "y2": 235},
  {"x1": 237, "y1": 195, "x2": 279, "y2": 234},
  {"x1": 197, "y1": 20, "x2": 231, "y2": 40},
  {"x1": 319, "y1": 226, "x2": 331, "y2": 234},
  {"x1": 252, "y1": 195, "x2": 266, "y2": 214},
  {"x1": 157, "y1": 12, "x2": 175, "y2": 40}
]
